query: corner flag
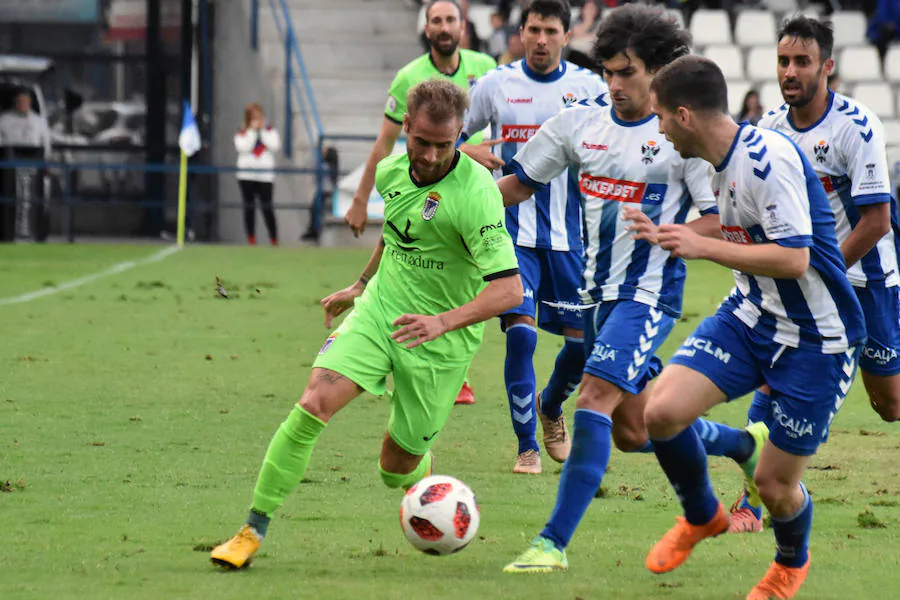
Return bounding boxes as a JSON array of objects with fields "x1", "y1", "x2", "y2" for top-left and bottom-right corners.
[
  {"x1": 176, "y1": 101, "x2": 200, "y2": 247},
  {"x1": 178, "y1": 101, "x2": 201, "y2": 157}
]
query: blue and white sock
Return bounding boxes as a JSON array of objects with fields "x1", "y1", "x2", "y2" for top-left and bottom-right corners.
[
  {"x1": 505, "y1": 323, "x2": 539, "y2": 454},
  {"x1": 652, "y1": 426, "x2": 720, "y2": 525},
  {"x1": 541, "y1": 410, "x2": 612, "y2": 550},
  {"x1": 748, "y1": 390, "x2": 772, "y2": 426},
  {"x1": 692, "y1": 418, "x2": 755, "y2": 463},
  {"x1": 771, "y1": 483, "x2": 812, "y2": 568},
  {"x1": 540, "y1": 336, "x2": 585, "y2": 419}
]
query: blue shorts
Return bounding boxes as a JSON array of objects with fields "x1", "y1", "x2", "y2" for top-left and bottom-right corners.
[
  {"x1": 855, "y1": 282, "x2": 900, "y2": 376},
  {"x1": 669, "y1": 310, "x2": 860, "y2": 457},
  {"x1": 503, "y1": 246, "x2": 584, "y2": 334},
  {"x1": 583, "y1": 300, "x2": 676, "y2": 395}
]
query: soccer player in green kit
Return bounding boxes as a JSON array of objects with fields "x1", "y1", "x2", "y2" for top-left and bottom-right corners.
[
  {"x1": 345, "y1": 0, "x2": 496, "y2": 237},
  {"x1": 346, "y1": 0, "x2": 498, "y2": 406},
  {"x1": 210, "y1": 79, "x2": 522, "y2": 570}
]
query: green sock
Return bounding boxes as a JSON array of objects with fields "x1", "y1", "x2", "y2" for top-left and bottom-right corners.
[
  {"x1": 379, "y1": 451, "x2": 432, "y2": 490},
  {"x1": 251, "y1": 405, "x2": 326, "y2": 516}
]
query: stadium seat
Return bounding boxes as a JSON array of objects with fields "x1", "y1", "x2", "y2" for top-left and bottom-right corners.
[
  {"x1": 727, "y1": 79, "x2": 752, "y2": 117},
  {"x1": 830, "y1": 11, "x2": 867, "y2": 48},
  {"x1": 888, "y1": 145, "x2": 900, "y2": 188},
  {"x1": 759, "y1": 81, "x2": 785, "y2": 113},
  {"x1": 897, "y1": 92, "x2": 900, "y2": 126},
  {"x1": 703, "y1": 45, "x2": 744, "y2": 80},
  {"x1": 735, "y1": 11, "x2": 777, "y2": 47},
  {"x1": 746, "y1": 46, "x2": 777, "y2": 81},
  {"x1": 800, "y1": 4, "x2": 825, "y2": 18},
  {"x1": 882, "y1": 120, "x2": 900, "y2": 147},
  {"x1": 570, "y1": 6, "x2": 581, "y2": 24},
  {"x1": 884, "y1": 45, "x2": 900, "y2": 82},
  {"x1": 689, "y1": 9, "x2": 732, "y2": 46},
  {"x1": 509, "y1": 3, "x2": 521, "y2": 25},
  {"x1": 838, "y1": 46, "x2": 882, "y2": 82},
  {"x1": 852, "y1": 83, "x2": 895, "y2": 119},
  {"x1": 764, "y1": 0, "x2": 799, "y2": 14},
  {"x1": 468, "y1": 5, "x2": 495, "y2": 42}
]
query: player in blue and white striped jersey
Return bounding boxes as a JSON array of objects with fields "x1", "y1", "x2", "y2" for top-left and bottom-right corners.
[
  {"x1": 756, "y1": 17, "x2": 900, "y2": 420},
  {"x1": 728, "y1": 16, "x2": 900, "y2": 536},
  {"x1": 497, "y1": 6, "x2": 759, "y2": 574},
  {"x1": 640, "y1": 55, "x2": 865, "y2": 599},
  {"x1": 461, "y1": 44, "x2": 605, "y2": 254},
  {"x1": 459, "y1": 0, "x2": 607, "y2": 474}
]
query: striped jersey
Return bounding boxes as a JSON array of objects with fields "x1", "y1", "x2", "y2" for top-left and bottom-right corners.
[
  {"x1": 461, "y1": 60, "x2": 607, "y2": 252},
  {"x1": 759, "y1": 92, "x2": 898, "y2": 288},
  {"x1": 713, "y1": 124, "x2": 866, "y2": 354},
  {"x1": 508, "y1": 94, "x2": 717, "y2": 316}
]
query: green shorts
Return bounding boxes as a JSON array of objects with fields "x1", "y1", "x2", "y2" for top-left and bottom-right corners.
[{"x1": 313, "y1": 305, "x2": 470, "y2": 456}]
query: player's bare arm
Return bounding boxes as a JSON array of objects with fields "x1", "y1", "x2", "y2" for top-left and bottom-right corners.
[
  {"x1": 391, "y1": 273, "x2": 523, "y2": 348},
  {"x1": 459, "y1": 138, "x2": 505, "y2": 170},
  {"x1": 497, "y1": 174, "x2": 537, "y2": 207},
  {"x1": 321, "y1": 237, "x2": 386, "y2": 327},
  {"x1": 840, "y1": 202, "x2": 891, "y2": 269},
  {"x1": 623, "y1": 208, "x2": 721, "y2": 244},
  {"x1": 658, "y1": 224, "x2": 810, "y2": 278},
  {"x1": 346, "y1": 118, "x2": 403, "y2": 236},
  {"x1": 684, "y1": 213, "x2": 724, "y2": 238}
]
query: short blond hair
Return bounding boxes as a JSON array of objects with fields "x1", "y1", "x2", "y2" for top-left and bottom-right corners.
[{"x1": 406, "y1": 79, "x2": 469, "y2": 126}]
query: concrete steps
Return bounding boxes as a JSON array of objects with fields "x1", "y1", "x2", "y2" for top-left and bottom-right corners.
[
  {"x1": 258, "y1": 8, "x2": 417, "y2": 39},
  {"x1": 257, "y1": 0, "x2": 418, "y2": 146},
  {"x1": 251, "y1": 0, "x2": 419, "y2": 244},
  {"x1": 261, "y1": 40, "x2": 420, "y2": 75},
  {"x1": 286, "y1": 5, "x2": 417, "y2": 34}
]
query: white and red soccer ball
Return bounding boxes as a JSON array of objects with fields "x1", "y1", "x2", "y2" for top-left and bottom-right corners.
[{"x1": 400, "y1": 475, "x2": 480, "y2": 555}]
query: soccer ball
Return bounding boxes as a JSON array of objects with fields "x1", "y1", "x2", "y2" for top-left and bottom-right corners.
[{"x1": 400, "y1": 474, "x2": 480, "y2": 555}]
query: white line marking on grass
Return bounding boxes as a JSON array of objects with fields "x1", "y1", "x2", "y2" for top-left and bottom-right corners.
[{"x1": 0, "y1": 245, "x2": 182, "y2": 307}]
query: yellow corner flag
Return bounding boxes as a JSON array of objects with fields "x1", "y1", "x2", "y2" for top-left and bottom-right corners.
[{"x1": 176, "y1": 100, "x2": 201, "y2": 247}]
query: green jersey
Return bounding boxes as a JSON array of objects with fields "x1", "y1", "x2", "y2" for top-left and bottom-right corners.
[
  {"x1": 385, "y1": 50, "x2": 497, "y2": 138},
  {"x1": 360, "y1": 150, "x2": 518, "y2": 361}
]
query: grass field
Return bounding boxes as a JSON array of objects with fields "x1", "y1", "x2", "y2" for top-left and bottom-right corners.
[{"x1": 2, "y1": 243, "x2": 899, "y2": 600}]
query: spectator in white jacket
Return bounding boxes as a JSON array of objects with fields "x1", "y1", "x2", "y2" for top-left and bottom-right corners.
[
  {"x1": 0, "y1": 91, "x2": 51, "y2": 156},
  {"x1": 234, "y1": 102, "x2": 280, "y2": 245}
]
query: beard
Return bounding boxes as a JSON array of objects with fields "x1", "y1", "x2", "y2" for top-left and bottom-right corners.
[
  {"x1": 782, "y1": 82, "x2": 818, "y2": 108},
  {"x1": 782, "y1": 66, "x2": 823, "y2": 108},
  {"x1": 430, "y1": 35, "x2": 459, "y2": 57},
  {"x1": 664, "y1": 125, "x2": 696, "y2": 159},
  {"x1": 674, "y1": 145, "x2": 696, "y2": 159},
  {"x1": 611, "y1": 96, "x2": 641, "y2": 120}
]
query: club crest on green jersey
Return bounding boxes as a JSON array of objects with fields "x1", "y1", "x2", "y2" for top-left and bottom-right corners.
[
  {"x1": 318, "y1": 333, "x2": 338, "y2": 355},
  {"x1": 423, "y1": 191, "x2": 441, "y2": 220}
]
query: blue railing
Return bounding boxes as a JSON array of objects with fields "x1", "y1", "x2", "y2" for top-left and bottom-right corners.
[
  {"x1": 0, "y1": 159, "x2": 318, "y2": 242},
  {"x1": 0, "y1": 159, "x2": 315, "y2": 176},
  {"x1": 250, "y1": 0, "x2": 328, "y2": 233},
  {"x1": 250, "y1": 0, "x2": 324, "y2": 164}
]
